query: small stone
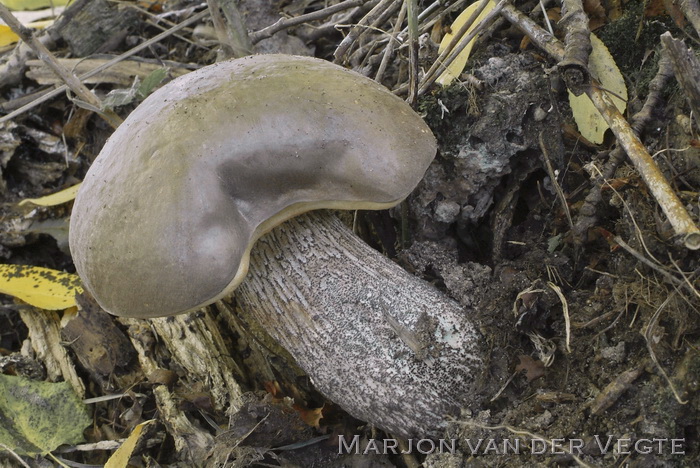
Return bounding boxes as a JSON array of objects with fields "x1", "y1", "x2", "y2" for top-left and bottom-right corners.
[
  {"x1": 434, "y1": 200, "x2": 461, "y2": 223},
  {"x1": 600, "y1": 341, "x2": 626, "y2": 364},
  {"x1": 533, "y1": 106, "x2": 548, "y2": 121}
]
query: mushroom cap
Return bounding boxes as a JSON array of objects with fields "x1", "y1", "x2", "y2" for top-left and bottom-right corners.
[{"x1": 69, "y1": 54, "x2": 437, "y2": 318}]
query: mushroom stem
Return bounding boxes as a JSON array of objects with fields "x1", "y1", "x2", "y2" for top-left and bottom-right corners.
[{"x1": 233, "y1": 211, "x2": 485, "y2": 438}]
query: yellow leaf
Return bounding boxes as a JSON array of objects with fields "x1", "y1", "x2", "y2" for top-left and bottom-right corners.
[
  {"x1": 0, "y1": 20, "x2": 54, "y2": 48},
  {"x1": 0, "y1": 264, "x2": 83, "y2": 309},
  {"x1": 0, "y1": 24, "x2": 19, "y2": 47},
  {"x1": 568, "y1": 34, "x2": 628, "y2": 144},
  {"x1": 18, "y1": 183, "x2": 81, "y2": 207},
  {"x1": 104, "y1": 420, "x2": 155, "y2": 468},
  {"x1": 436, "y1": 0, "x2": 496, "y2": 86},
  {"x1": 0, "y1": 0, "x2": 71, "y2": 11}
]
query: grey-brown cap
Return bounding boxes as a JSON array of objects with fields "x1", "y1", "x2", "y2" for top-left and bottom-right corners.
[{"x1": 69, "y1": 54, "x2": 437, "y2": 318}]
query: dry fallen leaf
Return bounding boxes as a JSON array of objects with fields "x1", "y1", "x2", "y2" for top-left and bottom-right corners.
[
  {"x1": 104, "y1": 420, "x2": 155, "y2": 468},
  {"x1": 568, "y1": 34, "x2": 627, "y2": 144},
  {"x1": 436, "y1": 0, "x2": 497, "y2": 86},
  {"x1": 0, "y1": 264, "x2": 83, "y2": 309}
]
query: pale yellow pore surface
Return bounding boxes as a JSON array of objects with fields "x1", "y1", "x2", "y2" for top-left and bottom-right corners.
[{"x1": 69, "y1": 55, "x2": 437, "y2": 318}]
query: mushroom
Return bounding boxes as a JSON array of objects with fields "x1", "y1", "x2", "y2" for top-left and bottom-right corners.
[{"x1": 69, "y1": 54, "x2": 485, "y2": 437}]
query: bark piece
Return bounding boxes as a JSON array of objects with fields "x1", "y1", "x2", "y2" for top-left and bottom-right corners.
[
  {"x1": 55, "y1": 0, "x2": 140, "y2": 57},
  {"x1": 661, "y1": 32, "x2": 700, "y2": 132},
  {"x1": 558, "y1": 0, "x2": 592, "y2": 95},
  {"x1": 18, "y1": 309, "x2": 85, "y2": 398},
  {"x1": 62, "y1": 294, "x2": 137, "y2": 390}
]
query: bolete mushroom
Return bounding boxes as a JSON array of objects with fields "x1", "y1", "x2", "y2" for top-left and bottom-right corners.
[{"x1": 69, "y1": 54, "x2": 484, "y2": 437}]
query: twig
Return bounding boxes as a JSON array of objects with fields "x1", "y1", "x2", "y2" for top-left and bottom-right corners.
[
  {"x1": 539, "y1": 131, "x2": 573, "y2": 230},
  {"x1": 0, "y1": 443, "x2": 30, "y2": 468},
  {"x1": 418, "y1": 0, "x2": 490, "y2": 91},
  {"x1": 405, "y1": 0, "x2": 419, "y2": 105},
  {"x1": 348, "y1": 1, "x2": 402, "y2": 68},
  {"x1": 668, "y1": 255, "x2": 700, "y2": 300},
  {"x1": 539, "y1": 0, "x2": 553, "y2": 34},
  {"x1": 589, "y1": 365, "x2": 645, "y2": 415},
  {"x1": 614, "y1": 236, "x2": 686, "y2": 289},
  {"x1": 643, "y1": 290, "x2": 689, "y2": 404},
  {"x1": 334, "y1": 0, "x2": 397, "y2": 63},
  {"x1": 547, "y1": 282, "x2": 571, "y2": 353},
  {"x1": 250, "y1": 0, "x2": 364, "y2": 44},
  {"x1": 501, "y1": 4, "x2": 700, "y2": 250},
  {"x1": 403, "y1": 0, "x2": 470, "y2": 36},
  {"x1": 0, "y1": 0, "x2": 91, "y2": 89},
  {"x1": 632, "y1": 50, "x2": 675, "y2": 135},
  {"x1": 573, "y1": 49, "x2": 674, "y2": 244},
  {"x1": 418, "y1": 0, "x2": 506, "y2": 95},
  {"x1": 558, "y1": 0, "x2": 592, "y2": 96},
  {"x1": 0, "y1": 9, "x2": 210, "y2": 124},
  {"x1": 375, "y1": 0, "x2": 406, "y2": 83},
  {"x1": 0, "y1": 4, "x2": 122, "y2": 128}
]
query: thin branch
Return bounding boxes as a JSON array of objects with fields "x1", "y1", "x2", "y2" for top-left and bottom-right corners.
[
  {"x1": 418, "y1": 0, "x2": 506, "y2": 95},
  {"x1": 539, "y1": 131, "x2": 573, "y2": 230},
  {"x1": 250, "y1": 0, "x2": 364, "y2": 44},
  {"x1": 334, "y1": 0, "x2": 397, "y2": 63},
  {"x1": 643, "y1": 290, "x2": 689, "y2": 404},
  {"x1": 419, "y1": 0, "x2": 490, "y2": 89},
  {"x1": 558, "y1": 0, "x2": 592, "y2": 96},
  {"x1": 573, "y1": 49, "x2": 674, "y2": 244},
  {"x1": 501, "y1": 3, "x2": 700, "y2": 250},
  {"x1": 614, "y1": 236, "x2": 686, "y2": 289},
  {"x1": 0, "y1": 3, "x2": 122, "y2": 128},
  {"x1": 375, "y1": 0, "x2": 406, "y2": 83},
  {"x1": 0, "y1": 9, "x2": 210, "y2": 124},
  {"x1": 405, "y1": 0, "x2": 419, "y2": 105}
]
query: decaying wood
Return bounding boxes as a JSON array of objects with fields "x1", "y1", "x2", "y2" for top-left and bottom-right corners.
[
  {"x1": 573, "y1": 49, "x2": 675, "y2": 244},
  {"x1": 63, "y1": 295, "x2": 139, "y2": 391},
  {"x1": 0, "y1": 9, "x2": 209, "y2": 125},
  {"x1": 233, "y1": 212, "x2": 485, "y2": 438},
  {"x1": 0, "y1": 4, "x2": 122, "y2": 128},
  {"x1": 146, "y1": 312, "x2": 246, "y2": 413},
  {"x1": 679, "y1": 0, "x2": 700, "y2": 36},
  {"x1": 123, "y1": 317, "x2": 214, "y2": 462},
  {"x1": 661, "y1": 32, "x2": 700, "y2": 132},
  {"x1": 25, "y1": 58, "x2": 190, "y2": 86},
  {"x1": 0, "y1": 0, "x2": 92, "y2": 89},
  {"x1": 18, "y1": 308, "x2": 85, "y2": 398},
  {"x1": 558, "y1": 0, "x2": 592, "y2": 96},
  {"x1": 501, "y1": 4, "x2": 700, "y2": 250},
  {"x1": 53, "y1": 0, "x2": 140, "y2": 57}
]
